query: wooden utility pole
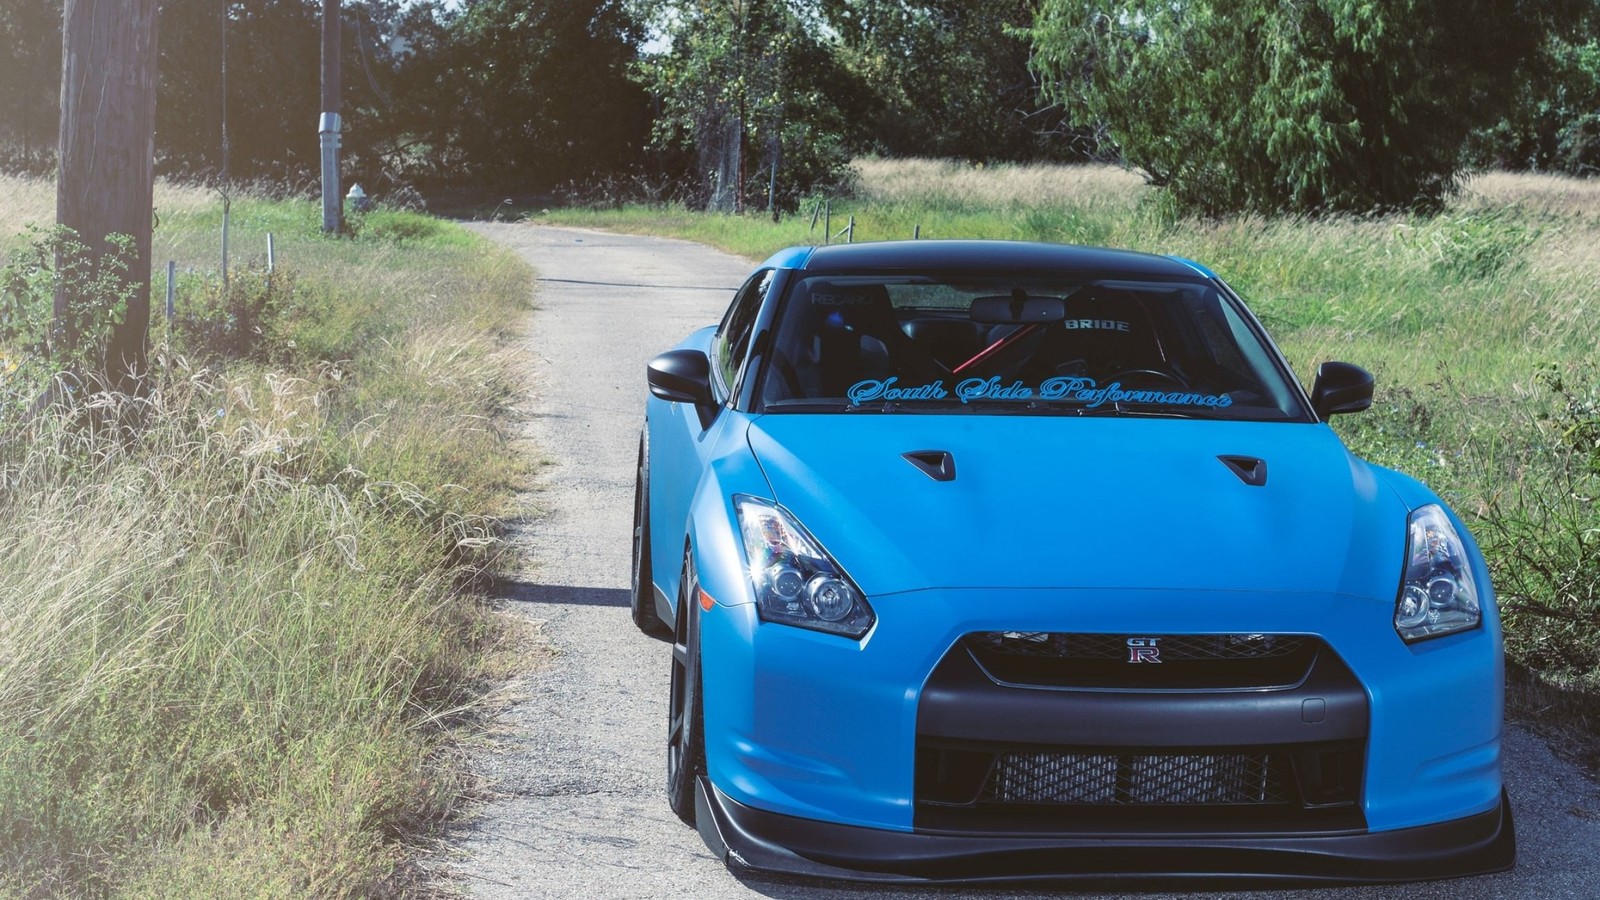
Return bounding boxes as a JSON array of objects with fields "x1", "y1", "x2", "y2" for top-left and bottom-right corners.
[
  {"x1": 320, "y1": 0, "x2": 343, "y2": 233},
  {"x1": 56, "y1": 0, "x2": 160, "y2": 394}
]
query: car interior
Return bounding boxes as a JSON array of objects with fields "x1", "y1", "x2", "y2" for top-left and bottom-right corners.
[{"x1": 760, "y1": 276, "x2": 1295, "y2": 416}]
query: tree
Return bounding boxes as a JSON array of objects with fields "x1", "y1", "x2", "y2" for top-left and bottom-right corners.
[
  {"x1": 1471, "y1": 35, "x2": 1600, "y2": 176},
  {"x1": 634, "y1": 0, "x2": 865, "y2": 211},
  {"x1": 820, "y1": 0, "x2": 1082, "y2": 162},
  {"x1": 1029, "y1": 0, "x2": 1588, "y2": 216},
  {"x1": 56, "y1": 0, "x2": 160, "y2": 393},
  {"x1": 379, "y1": 0, "x2": 651, "y2": 194},
  {"x1": 0, "y1": 0, "x2": 62, "y2": 171}
]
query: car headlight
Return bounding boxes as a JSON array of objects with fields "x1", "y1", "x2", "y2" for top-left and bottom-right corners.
[
  {"x1": 1394, "y1": 504, "x2": 1481, "y2": 643},
  {"x1": 734, "y1": 495, "x2": 874, "y2": 638}
]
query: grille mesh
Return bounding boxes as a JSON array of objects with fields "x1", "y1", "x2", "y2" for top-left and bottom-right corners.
[{"x1": 985, "y1": 750, "x2": 1288, "y2": 806}]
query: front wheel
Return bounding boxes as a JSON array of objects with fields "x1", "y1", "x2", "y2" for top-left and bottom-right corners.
[
  {"x1": 631, "y1": 430, "x2": 668, "y2": 636},
  {"x1": 666, "y1": 552, "x2": 705, "y2": 824}
]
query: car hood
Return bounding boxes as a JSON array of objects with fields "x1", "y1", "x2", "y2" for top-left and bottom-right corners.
[{"x1": 746, "y1": 415, "x2": 1405, "y2": 599}]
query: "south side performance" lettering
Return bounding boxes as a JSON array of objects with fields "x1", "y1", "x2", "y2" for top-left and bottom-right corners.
[{"x1": 846, "y1": 376, "x2": 1233, "y2": 409}]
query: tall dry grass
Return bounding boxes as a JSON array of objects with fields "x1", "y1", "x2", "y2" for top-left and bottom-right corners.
[
  {"x1": 0, "y1": 184, "x2": 531, "y2": 897},
  {"x1": 852, "y1": 158, "x2": 1147, "y2": 208},
  {"x1": 0, "y1": 177, "x2": 213, "y2": 255}
]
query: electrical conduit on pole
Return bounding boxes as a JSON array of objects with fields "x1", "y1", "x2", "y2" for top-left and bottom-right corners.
[{"x1": 320, "y1": 0, "x2": 342, "y2": 234}]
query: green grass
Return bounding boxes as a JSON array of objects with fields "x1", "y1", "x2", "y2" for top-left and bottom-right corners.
[
  {"x1": 0, "y1": 194, "x2": 532, "y2": 896},
  {"x1": 542, "y1": 158, "x2": 1600, "y2": 753}
]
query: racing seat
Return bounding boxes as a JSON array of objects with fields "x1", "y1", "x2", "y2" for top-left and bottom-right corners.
[
  {"x1": 805, "y1": 284, "x2": 949, "y2": 397},
  {"x1": 1021, "y1": 287, "x2": 1170, "y2": 383}
]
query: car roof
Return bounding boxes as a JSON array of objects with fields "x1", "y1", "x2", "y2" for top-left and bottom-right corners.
[{"x1": 758, "y1": 240, "x2": 1215, "y2": 279}]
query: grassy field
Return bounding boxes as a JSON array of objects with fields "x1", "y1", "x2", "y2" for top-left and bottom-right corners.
[
  {"x1": 543, "y1": 158, "x2": 1600, "y2": 767},
  {"x1": 0, "y1": 179, "x2": 531, "y2": 896}
]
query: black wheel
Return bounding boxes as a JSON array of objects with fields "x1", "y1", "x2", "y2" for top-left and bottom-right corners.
[
  {"x1": 666, "y1": 553, "x2": 705, "y2": 824},
  {"x1": 631, "y1": 430, "x2": 669, "y2": 636}
]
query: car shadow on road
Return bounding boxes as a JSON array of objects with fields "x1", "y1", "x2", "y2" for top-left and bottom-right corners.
[
  {"x1": 502, "y1": 581, "x2": 630, "y2": 609},
  {"x1": 731, "y1": 870, "x2": 1206, "y2": 899}
]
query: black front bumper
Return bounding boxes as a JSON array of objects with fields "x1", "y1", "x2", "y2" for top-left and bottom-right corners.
[{"x1": 694, "y1": 778, "x2": 1515, "y2": 886}]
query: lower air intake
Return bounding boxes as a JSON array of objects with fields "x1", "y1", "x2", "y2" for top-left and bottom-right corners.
[{"x1": 985, "y1": 750, "x2": 1288, "y2": 806}]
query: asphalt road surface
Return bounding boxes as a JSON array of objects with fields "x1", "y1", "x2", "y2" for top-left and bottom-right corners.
[{"x1": 454, "y1": 222, "x2": 1600, "y2": 900}]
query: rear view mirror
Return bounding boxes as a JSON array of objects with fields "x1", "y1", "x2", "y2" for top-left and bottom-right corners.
[
  {"x1": 1310, "y1": 361, "x2": 1375, "y2": 420},
  {"x1": 969, "y1": 295, "x2": 1066, "y2": 325}
]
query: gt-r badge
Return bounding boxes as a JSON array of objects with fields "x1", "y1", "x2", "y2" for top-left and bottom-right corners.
[{"x1": 1127, "y1": 637, "x2": 1162, "y2": 663}]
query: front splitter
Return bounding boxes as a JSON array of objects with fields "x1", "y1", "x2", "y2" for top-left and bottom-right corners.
[{"x1": 694, "y1": 778, "x2": 1514, "y2": 887}]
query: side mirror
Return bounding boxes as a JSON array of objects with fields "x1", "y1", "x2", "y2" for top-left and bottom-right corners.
[
  {"x1": 648, "y1": 349, "x2": 717, "y2": 426},
  {"x1": 1310, "y1": 361, "x2": 1375, "y2": 420}
]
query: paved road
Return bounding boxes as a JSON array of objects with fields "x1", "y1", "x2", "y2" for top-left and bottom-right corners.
[{"x1": 454, "y1": 222, "x2": 1600, "y2": 899}]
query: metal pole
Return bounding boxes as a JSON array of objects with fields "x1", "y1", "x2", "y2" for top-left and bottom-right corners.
[
  {"x1": 165, "y1": 260, "x2": 175, "y2": 319},
  {"x1": 267, "y1": 232, "x2": 275, "y2": 274},
  {"x1": 847, "y1": 216, "x2": 855, "y2": 243},
  {"x1": 823, "y1": 200, "x2": 831, "y2": 245},
  {"x1": 221, "y1": 203, "x2": 230, "y2": 286},
  {"x1": 914, "y1": 224, "x2": 921, "y2": 240},
  {"x1": 768, "y1": 135, "x2": 779, "y2": 224},
  {"x1": 320, "y1": 0, "x2": 343, "y2": 234},
  {"x1": 220, "y1": 1, "x2": 231, "y2": 287}
]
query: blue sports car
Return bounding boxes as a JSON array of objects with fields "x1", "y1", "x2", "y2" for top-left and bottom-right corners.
[{"x1": 631, "y1": 240, "x2": 1511, "y2": 884}]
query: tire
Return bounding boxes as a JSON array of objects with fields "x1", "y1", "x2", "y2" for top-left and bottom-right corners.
[
  {"x1": 631, "y1": 430, "x2": 669, "y2": 636},
  {"x1": 666, "y1": 552, "x2": 706, "y2": 825}
]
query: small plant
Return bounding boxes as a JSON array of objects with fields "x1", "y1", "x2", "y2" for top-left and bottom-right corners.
[
  {"x1": 1479, "y1": 365, "x2": 1600, "y2": 675},
  {"x1": 0, "y1": 227, "x2": 141, "y2": 424},
  {"x1": 165, "y1": 267, "x2": 288, "y2": 363}
]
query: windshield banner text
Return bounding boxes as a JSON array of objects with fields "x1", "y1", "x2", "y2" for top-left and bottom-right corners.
[{"x1": 846, "y1": 376, "x2": 1234, "y2": 409}]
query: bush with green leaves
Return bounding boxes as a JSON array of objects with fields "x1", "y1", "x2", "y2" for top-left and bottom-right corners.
[
  {"x1": 1478, "y1": 368, "x2": 1600, "y2": 676},
  {"x1": 1028, "y1": 0, "x2": 1588, "y2": 215},
  {"x1": 0, "y1": 226, "x2": 137, "y2": 405}
]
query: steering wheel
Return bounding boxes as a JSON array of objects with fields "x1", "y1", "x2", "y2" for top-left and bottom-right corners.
[{"x1": 1104, "y1": 368, "x2": 1190, "y2": 390}]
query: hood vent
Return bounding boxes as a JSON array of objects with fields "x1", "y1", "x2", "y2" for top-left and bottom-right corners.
[
  {"x1": 903, "y1": 450, "x2": 956, "y2": 483},
  {"x1": 1219, "y1": 455, "x2": 1268, "y2": 487}
]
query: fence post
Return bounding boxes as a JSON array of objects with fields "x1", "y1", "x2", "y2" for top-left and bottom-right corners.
[
  {"x1": 823, "y1": 200, "x2": 831, "y2": 245},
  {"x1": 267, "y1": 232, "x2": 276, "y2": 274},
  {"x1": 913, "y1": 224, "x2": 921, "y2": 240},
  {"x1": 847, "y1": 216, "x2": 855, "y2": 243},
  {"x1": 220, "y1": 196, "x2": 230, "y2": 288},
  {"x1": 165, "y1": 260, "x2": 176, "y2": 319}
]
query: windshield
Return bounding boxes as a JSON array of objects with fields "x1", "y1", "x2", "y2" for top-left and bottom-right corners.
[{"x1": 756, "y1": 273, "x2": 1309, "y2": 421}]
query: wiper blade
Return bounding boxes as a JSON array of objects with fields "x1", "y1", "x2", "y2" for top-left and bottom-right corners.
[
  {"x1": 764, "y1": 399, "x2": 853, "y2": 412},
  {"x1": 1065, "y1": 402, "x2": 1203, "y2": 418}
]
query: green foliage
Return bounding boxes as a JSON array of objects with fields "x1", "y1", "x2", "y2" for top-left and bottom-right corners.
[
  {"x1": 1392, "y1": 210, "x2": 1539, "y2": 281},
  {"x1": 1479, "y1": 367, "x2": 1600, "y2": 676},
  {"x1": 820, "y1": 0, "x2": 1083, "y2": 162},
  {"x1": 0, "y1": 0, "x2": 60, "y2": 171},
  {"x1": 383, "y1": 0, "x2": 652, "y2": 194},
  {"x1": 1028, "y1": 0, "x2": 1586, "y2": 216},
  {"x1": 1472, "y1": 36, "x2": 1600, "y2": 176},
  {"x1": 0, "y1": 227, "x2": 137, "y2": 401},
  {"x1": 632, "y1": 0, "x2": 863, "y2": 210}
]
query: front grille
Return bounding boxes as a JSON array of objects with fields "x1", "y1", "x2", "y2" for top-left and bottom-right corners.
[
  {"x1": 986, "y1": 750, "x2": 1288, "y2": 806},
  {"x1": 914, "y1": 741, "x2": 1365, "y2": 833},
  {"x1": 965, "y1": 631, "x2": 1319, "y2": 689}
]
